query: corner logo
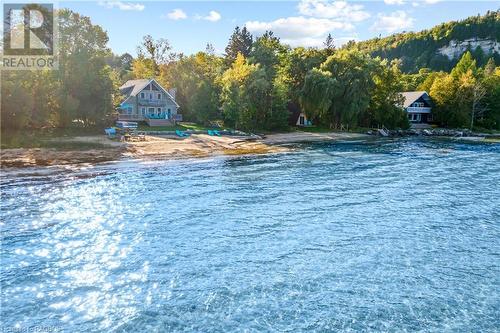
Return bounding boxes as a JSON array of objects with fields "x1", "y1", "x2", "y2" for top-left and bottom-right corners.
[{"x1": 2, "y1": 3, "x2": 57, "y2": 70}]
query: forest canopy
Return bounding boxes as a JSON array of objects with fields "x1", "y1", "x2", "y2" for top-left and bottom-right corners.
[{"x1": 1, "y1": 9, "x2": 499, "y2": 132}]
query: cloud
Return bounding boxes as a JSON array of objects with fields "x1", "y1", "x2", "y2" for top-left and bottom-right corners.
[
  {"x1": 412, "y1": 0, "x2": 440, "y2": 6},
  {"x1": 245, "y1": 16, "x2": 354, "y2": 47},
  {"x1": 371, "y1": 10, "x2": 414, "y2": 33},
  {"x1": 297, "y1": 0, "x2": 370, "y2": 22},
  {"x1": 98, "y1": 1, "x2": 144, "y2": 11},
  {"x1": 384, "y1": 0, "x2": 406, "y2": 5},
  {"x1": 196, "y1": 10, "x2": 221, "y2": 22},
  {"x1": 166, "y1": 9, "x2": 187, "y2": 20}
]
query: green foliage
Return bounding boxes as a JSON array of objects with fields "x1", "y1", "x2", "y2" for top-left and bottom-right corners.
[
  {"x1": 1, "y1": 9, "x2": 114, "y2": 130},
  {"x1": 346, "y1": 10, "x2": 500, "y2": 73},
  {"x1": 224, "y1": 26, "x2": 253, "y2": 65},
  {"x1": 220, "y1": 53, "x2": 288, "y2": 131},
  {"x1": 477, "y1": 67, "x2": 500, "y2": 129},
  {"x1": 364, "y1": 61, "x2": 410, "y2": 129},
  {"x1": 3, "y1": 8, "x2": 499, "y2": 134},
  {"x1": 161, "y1": 52, "x2": 223, "y2": 124},
  {"x1": 280, "y1": 47, "x2": 326, "y2": 104},
  {"x1": 428, "y1": 51, "x2": 493, "y2": 128},
  {"x1": 301, "y1": 50, "x2": 378, "y2": 128}
]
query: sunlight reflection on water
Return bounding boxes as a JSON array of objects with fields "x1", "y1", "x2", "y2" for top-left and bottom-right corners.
[{"x1": 1, "y1": 138, "x2": 499, "y2": 332}]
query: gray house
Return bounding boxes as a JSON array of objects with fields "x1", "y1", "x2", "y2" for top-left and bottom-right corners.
[
  {"x1": 399, "y1": 91, "x2": 433, "y2": 125},
  {"x1": 118, "y1": 79, "x2": 181, "y2": 126}
]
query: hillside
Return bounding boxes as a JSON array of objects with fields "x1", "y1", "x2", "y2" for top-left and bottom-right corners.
[{"x1": 346, "y1": 10, "x2": 500, "y2": 73}]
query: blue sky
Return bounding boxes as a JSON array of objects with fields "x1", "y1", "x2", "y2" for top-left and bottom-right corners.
[{"x1": 62, "y1": 1, "x2": 499, "y2": 56}]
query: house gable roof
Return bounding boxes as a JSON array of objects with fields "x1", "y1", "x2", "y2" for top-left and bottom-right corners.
[
  {"x1": 399, "y1": 91, "x2": 431, "y2": 108},
  {"x1": 119, "y1": 78, "x2": 179, "y2": 107}
]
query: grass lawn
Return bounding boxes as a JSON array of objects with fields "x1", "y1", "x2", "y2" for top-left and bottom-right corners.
[{"x1": 137, "y1": 122, "x2": 215, "y2": 132}]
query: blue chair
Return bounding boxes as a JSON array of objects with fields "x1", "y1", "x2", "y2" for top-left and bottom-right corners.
[
  {"x1": 213, "y1": 130, "x2": 221, "y2": 136},
  {"x1": 105, "y1": 128, "x2": 116, "y2": 138},
  {"x1": 176, "y1": 130, "x2": 190, "y2": 137}
]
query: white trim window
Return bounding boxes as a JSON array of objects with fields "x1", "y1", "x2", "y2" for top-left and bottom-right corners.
[
  {"x1": 158, "y1": 93, "x2": 161, "y2": 100},
  {"x1": 140, "y1": 92, "x2": 145, "y2": 99},
  {"x1": 141, "y1": 107, "x2": 146, "y2": 116},
  {"x1": 409, "y1": 113, "x2": 421, "y2": 122}
]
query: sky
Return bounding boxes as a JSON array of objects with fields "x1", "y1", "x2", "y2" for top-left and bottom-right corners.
[{"x1": 61, "y1": 0, "x2": 499, "y2": 56}]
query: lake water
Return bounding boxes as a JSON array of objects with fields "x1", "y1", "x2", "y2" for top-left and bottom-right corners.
[{"x1": 1, "y1": 138, "x2": 499, "y2": 332}]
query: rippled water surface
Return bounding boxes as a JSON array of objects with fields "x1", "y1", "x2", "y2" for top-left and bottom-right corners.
[{"x1": 1, "y1": 138, "x2": 499, "y2": 332}]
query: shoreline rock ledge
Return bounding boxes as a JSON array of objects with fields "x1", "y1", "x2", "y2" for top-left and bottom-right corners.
[{"x1": 366, "y1": 128, "x2": 499, "y2": 138}]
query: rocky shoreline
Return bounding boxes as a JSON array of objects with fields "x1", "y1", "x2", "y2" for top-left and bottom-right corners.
[{"x1": 367, "y1": 128, "x2": 500, "y2": 139}]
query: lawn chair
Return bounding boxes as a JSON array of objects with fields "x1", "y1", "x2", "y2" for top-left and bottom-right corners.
[
  {"x1": 105, "y1": 127, "x2": 116, "y2": 139},
  {"x1": 176, "y1": 130, "x2": 190, "y2": 137},
  {"x1": 213, "y1": 130, "x2": 221, "y2": 136}
]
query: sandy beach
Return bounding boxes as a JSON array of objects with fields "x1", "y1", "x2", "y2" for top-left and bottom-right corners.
[{"x1": 0, "y1": 131, "x2": 367, "y2": 168}]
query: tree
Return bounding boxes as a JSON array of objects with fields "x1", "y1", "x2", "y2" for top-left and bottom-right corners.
[
  {"x1": 120, "y1": 53, "x2": 134, "y2": 71},
  {"x1": 224, "y1": 26, "x2": 253, "y2": 65},
  {"x1": 249, "y1": 31, "x2": 285, "y2": 80},
  {"x1": 484, "y1": 57, "x2": 496, "y2": 76},
  {"x1": 132, "y1": 56, "x2": 157, "y2": 79},
  {"x1": 137, "y1": 35, "x2": 172, "y2": 65},
  {"x1": 220, "y1": 53, "x2": 288, "y2": 130},
  {"x1": 451, "y1": 51, "x2": 477, "y2": 79},
  {"x1": 362, "y1": 60, "x2": 409, "y2": 129},
  {"x1": 55, "y1": 9, "x2": 114, "y2": 126},
  {"x1": 470, "y1": 83, "x2": 487, "y2": 129},
  {"x1": 323, "y1": 33, "x2": 335, "y2": 55},
  {"x1": 281, "y1": 47, "x2": 326, "y2": 104},
  {"x1": 160, "y1": 51, "x2": 223, "y2": 124},
  {"x1": 1, "y1": 72, "x2": 35, "y2": 129},
  {"x1": 478, "y1": 66, "x2": 500, "y2": 129},
  {"x1": 135, "y1": 35, "x2": 173, "y2": 76},
  {"x1": 205, "y1": 43, "x2": 216, "y2": 55},
  {"x1": 301, "y1": 50, "x2": 377, "y2": 128}
]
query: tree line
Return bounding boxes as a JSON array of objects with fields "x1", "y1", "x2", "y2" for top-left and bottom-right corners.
[
  {"x1": 1, "y1": 9, "x2": 499, "y2": 132},
  {"x1": 349, "y1": 10, "x2": 500, "y2": 73}
]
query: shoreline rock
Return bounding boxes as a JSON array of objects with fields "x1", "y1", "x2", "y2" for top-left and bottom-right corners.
[{"x1": 366, "y1": 128, "x2": 499, "y2": 139}]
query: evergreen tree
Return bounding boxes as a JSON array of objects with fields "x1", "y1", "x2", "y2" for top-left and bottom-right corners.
[
  {"x1": 323, "y1": 33, "x2": 335, "y2": 55},
  {"x1": 224, "y1": 26, "x2": 253, "y2": 65},
  {"x1": 484, "y1": 57, "x2": 496, "y2": 76}
]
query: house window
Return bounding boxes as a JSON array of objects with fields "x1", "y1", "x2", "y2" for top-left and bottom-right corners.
[
  {"x1": 158, "y1": 93, "x2": 161, "y2": 99},
  {"x1": 149, "y1": 93, "x2": 153, "y2": 100},
  {"x1": 428, "y1": 114, "x2": 433, "y2": 121},
  {"x1": 157, "y1": 107, "x2": 162, "y2": 116},
  {"x1": 141, "y1": 107, "x2": 146, "y2": 116},
  {"x1": 140, "y1": 92, "x2": 145, "y2": 99},
  {"x1": 408, "y1": 113, "x2": 421, "y2": 122},
  {"x1": 148, "y1": 107, "x2": 154, "y2": 116}
]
